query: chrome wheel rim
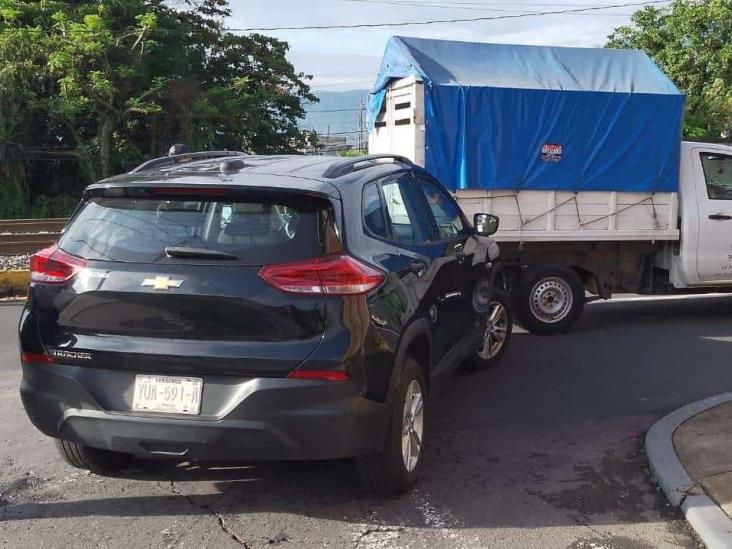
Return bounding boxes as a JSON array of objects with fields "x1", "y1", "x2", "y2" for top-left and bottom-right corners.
[
  {"x1": 401, "y1": 380, "x2": 424, "y2": 473},
  {"x1": 530, "y1": 277, "x2": 573, "y2": 324},
  {"x1": 477, "y1": 300, "x2": 509, "y2": 359}
]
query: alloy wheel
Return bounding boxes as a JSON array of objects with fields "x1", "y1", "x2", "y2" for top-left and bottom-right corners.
[
  {"x1": 477, "y1": 299, "x2": 509, "y2": 359},
  {"x1": 401, "y1": 380, "x2": 424, "y2": 473}
]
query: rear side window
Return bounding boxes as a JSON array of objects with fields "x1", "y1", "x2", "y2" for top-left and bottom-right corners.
[
  {"x1": 362, "y1": 183, "x2": 389, "y2": 239},
  {"x1": 59, "y1": 196, "x2": 325, "y2": 264}
]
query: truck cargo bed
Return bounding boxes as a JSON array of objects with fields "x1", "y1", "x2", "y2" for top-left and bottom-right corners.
[
  {"x1": 455, "y1": 189, "x2": 679, "y2": 242},
  {"x1": 369, "y1": 74, "x2": 681, "y2": 242}
]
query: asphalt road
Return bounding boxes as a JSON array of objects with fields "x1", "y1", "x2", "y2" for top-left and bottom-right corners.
[{"x1": 2, "y1": 295, "x2": 732, "y2": 548}]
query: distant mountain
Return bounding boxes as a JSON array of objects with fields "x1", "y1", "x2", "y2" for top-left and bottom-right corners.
[{"x1": 300, "y1": 89, "x2": 370, "y2": 146}]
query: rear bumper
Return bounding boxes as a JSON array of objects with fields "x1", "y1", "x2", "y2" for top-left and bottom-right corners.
[{"x1": 20, "y1": 363, "x2": 387, "y2": 461}]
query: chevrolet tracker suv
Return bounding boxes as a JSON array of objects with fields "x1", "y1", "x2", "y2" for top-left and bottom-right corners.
[{"x1": 19, "y1": 152, "x2": 512, "y2": 494}]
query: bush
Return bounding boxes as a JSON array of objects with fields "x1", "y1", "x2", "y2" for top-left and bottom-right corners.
[
  {"x1": 31, "y1": 195, "x2": 78, "y2": 218},
  {"x1": 0, "y1": 172, "x2": 30, "y2": 219}
]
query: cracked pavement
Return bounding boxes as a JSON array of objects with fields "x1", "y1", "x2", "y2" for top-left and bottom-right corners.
[{"x1": 2, "y1": 295, "x2": 731, "y2": 547}]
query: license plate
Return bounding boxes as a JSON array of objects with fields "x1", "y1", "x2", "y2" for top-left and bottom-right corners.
[{"x1": 132, "y1": 375, "x2": 203, "y2": 415}]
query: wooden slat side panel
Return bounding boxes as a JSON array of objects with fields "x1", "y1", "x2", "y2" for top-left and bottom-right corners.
[{"x1": 454, "y1": 190, "x2": 679, "y2": 240}]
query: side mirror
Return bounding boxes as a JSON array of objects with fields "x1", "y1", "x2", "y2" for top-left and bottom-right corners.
[{"x1": 474, "y1": 213, "x2": 499, "y2": 236}]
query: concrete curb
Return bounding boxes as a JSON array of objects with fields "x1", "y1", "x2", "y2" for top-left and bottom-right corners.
[{"x1": 646, "y1": 393, "x2": 732, "y2": 549}]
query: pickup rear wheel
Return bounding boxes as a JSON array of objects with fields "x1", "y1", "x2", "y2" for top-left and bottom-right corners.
[{"x1": 513, "y1": 265, "x2": 584, "y2": 335}]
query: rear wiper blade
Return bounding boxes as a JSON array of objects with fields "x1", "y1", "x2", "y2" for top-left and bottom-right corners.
[{"x1": 164, "y1": 246, "x2": 238, "y2": 260}]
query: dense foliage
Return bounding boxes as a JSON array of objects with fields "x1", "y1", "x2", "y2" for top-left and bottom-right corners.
[
  {"x1": 0, "y1": 0, "x2": 315, "y2": 217},
  {"x1": 607, "y1": 0, "x2": 732, "y2": 140}
]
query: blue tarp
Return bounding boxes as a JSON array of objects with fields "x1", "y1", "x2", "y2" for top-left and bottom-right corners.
[{"x1": 369, "y1": 36, "x2": 685, "y2": 192}]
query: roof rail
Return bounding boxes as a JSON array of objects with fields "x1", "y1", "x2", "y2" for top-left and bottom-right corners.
[
  {"x1": 130, "y1": 151, "x2": 248, "y2": 173},
  {"x1": 322, "y1": 154, "x2": 413, "y2": 179}
]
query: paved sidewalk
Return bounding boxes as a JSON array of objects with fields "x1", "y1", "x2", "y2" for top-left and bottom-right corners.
[
  {"x1": 647, "y1": 393, "x2": 732, "y2": 548},
  {"x1": 674, "y1": 400, "x2": 732, "y2": 520}
]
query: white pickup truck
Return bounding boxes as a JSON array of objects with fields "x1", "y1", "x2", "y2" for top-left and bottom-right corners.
[{"x1": 370, "y1": 75, "x2": 732, "y2": 334}]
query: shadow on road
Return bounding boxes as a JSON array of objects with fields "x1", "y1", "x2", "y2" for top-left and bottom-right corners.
[{"x1": 1, "y1": 295, "x2": 731, "y2": 540}]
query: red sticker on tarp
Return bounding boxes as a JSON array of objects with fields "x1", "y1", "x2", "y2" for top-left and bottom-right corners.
[{"x1": 541, "y1": 143, "x2": 563, "y2": 162}]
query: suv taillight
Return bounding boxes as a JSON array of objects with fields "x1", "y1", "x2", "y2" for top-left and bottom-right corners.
[
  {"x1": 30, "y1": 245, "x2": 87, "y2": 284},
  {"x1": 259, "y1": 253, "x2": 384, "y2": 295}
]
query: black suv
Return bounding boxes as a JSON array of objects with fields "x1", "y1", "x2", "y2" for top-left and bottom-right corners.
[{"x1": 19, "y1": 152, "x2": 512, "y2": 494}]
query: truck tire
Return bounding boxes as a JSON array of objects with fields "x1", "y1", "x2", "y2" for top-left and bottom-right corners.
[
  {"x1": 513, "y1": 265, "x2": 584, "y2": 335},
  {"x1": 55, "y1": 439, "x2": 132, "y2": 474},
  {"x1": 357, "y1": 357, "x2": 426, "y2": 495},
  {"x1": 462, "y1": 288, "x2": 513, "y2": 370}
]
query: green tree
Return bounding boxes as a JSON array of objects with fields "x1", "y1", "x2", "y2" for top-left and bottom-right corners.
[
  {"x1": 0, "y1": 1, "x2": 50, "y2": 215},
  {"x1": 0, "y1": 0, "x2": 316, "y2": 215},
  {"x1": 607, "y1": 0, "x2": 732, "y2": 140},
  {"x1": 46, "y1": 2, "x2": 166, "y2": 179}
]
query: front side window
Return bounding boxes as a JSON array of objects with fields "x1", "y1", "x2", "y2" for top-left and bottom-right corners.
[
  {"x1": 415, "y1": 177, "x2": 466, "y2": 240},
  {"x1": 700, "y1": 152, "x2": 732, "y2": 200}
]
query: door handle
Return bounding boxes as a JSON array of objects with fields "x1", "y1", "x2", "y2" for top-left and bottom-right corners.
[
  {"x1": 709, "y1": 214, "x2": 732, "y2": 220},
  {"x1": 438, "y1": 291, "x2": 462, "y2": 303}
]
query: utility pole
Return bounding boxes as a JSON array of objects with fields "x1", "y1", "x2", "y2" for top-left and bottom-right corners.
[{"x1": 358, "y1": 99, "x2": 365, "y2": 154}]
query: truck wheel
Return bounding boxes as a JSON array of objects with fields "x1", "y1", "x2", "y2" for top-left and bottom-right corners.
[
  {"x1": 513, "y1": 265, "x2": 584, "y2": 335},
  {"x1": 357, "y1": 357, "x2": 426, "y2": 496},
  {"x1": 463, "y1": 288, "x2": 512, "y2": 370},
  {"x1": 55, "y1": 439, "x2": 132, "y2": 474}
]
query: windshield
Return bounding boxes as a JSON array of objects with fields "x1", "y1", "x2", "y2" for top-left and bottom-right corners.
[{"x1": 59, "y1": 196, "x2": 324, "y2": 264}]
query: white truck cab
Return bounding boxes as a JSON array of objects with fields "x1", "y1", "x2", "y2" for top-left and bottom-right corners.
[{"x1": 675, "y1": 142, "x2": 732, "y2": 287}]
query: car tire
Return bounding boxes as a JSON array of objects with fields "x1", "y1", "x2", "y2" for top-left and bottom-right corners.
[
  {"x1": 463, "y1": 288, "x2": 513, "y2": 370},
  {"x1": 357, "y1": 357, "x2": 426, "y2": 496},
  {"x1": 513, "y1": 265, "x2": 584, "y2": 335},
  {"x1": 55, "y1": 439, "x2": 132, "y2": 474}
]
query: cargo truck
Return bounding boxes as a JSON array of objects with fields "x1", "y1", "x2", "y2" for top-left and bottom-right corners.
[{"x1": 368, "y1": 37, "x2": 732, "y2": 334}]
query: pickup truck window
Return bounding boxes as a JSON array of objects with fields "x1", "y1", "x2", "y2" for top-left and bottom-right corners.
[{"x1": 700, "y1": 153, "x2": 732, "y2": 200}]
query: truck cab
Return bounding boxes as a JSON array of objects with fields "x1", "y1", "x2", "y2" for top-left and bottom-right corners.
[{"x1": 673, "y1": 142, "x2": 732, "y2": 288}]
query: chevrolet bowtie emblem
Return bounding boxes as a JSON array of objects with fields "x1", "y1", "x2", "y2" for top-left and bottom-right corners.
[{"x1": 141, "y1": 276, "x2": 184, "y2": 291}]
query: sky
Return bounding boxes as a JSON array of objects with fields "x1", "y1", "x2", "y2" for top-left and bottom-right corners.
[{"x1": 226, "y1": 0, "x2": 668, "y2": 90}]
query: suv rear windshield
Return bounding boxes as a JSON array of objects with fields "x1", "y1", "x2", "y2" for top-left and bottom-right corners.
[{"x1": 59, "y1": 196, "x2": 325, "y2": 264}]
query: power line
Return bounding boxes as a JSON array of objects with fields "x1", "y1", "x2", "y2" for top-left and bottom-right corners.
[
  {"x1": 346, "y1": 0, "x2": 650, "y2": 14},
  {"x1": 309, "y1": 81, "x2": 376, "y2": 89},
  {"x1": 1, "y1": 0, "x2": 670, "y2": 36},
  {"x1": 348, "y1": 0, "x2": 540, "y2": 13},
  {"x1": 304, "y1": 108, "x2": 364, "y2": 113},
  {"x1": 227, "y1": 0, "x2": 670, "y2": 31},
  {"x1": 349, "y1": 0, "x2": 647, "y2": 6},
  {"x1": 307, "y1": 130, "x2": 364, "y2": 135}
]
